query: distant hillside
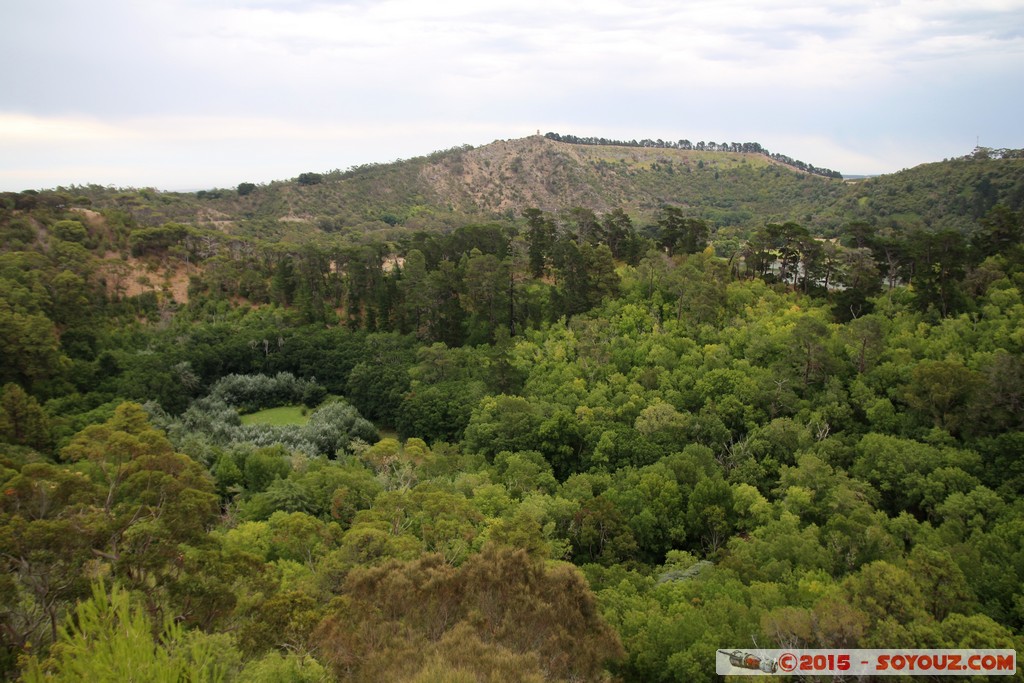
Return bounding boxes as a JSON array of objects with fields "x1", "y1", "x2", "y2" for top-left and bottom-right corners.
[
  {"x1": 415, "y1": 135, "x2": 846, "y2": 222},
  {"x1": 9, "y1": 137, "x2": 1024, "y2": 243},
  {"x1": 540, "y1": 132, "x2": 843, "y2": 178},
  {"x1": 829, "y1": 151, "x2": 1024, "y2": 234},
  {"x1": 44, "y1": 135, "x2": 850, "y2": 236}
]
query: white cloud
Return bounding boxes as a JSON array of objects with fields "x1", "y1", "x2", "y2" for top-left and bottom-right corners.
[
  {"x1": 0, "y1": 111, "x2": 527, "y2": 189},
  {"x1": 1, "y1": 0, "x2": 1022, "y2": 189},
  {"x1": 0, "y1": 114, "x2": 137, "y2": 143}
]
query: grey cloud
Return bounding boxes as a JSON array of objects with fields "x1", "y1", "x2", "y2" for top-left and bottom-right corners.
[{"x1": 2, "y1": 0, "x2": 1022, "y2": 190}]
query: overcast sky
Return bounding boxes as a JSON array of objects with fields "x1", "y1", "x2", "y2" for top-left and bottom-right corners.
[{"x1": 2, "y1": 0, "x2": 1023, "y2": 191}]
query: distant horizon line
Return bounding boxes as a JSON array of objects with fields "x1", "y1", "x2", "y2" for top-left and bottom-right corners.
[{"x1": 7, "y1": 134, "x2": 1019, "y2": 195}]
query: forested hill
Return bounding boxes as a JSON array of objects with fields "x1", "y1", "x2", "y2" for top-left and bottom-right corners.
[
  {"x1": 3, "y1": 135, "x2": 1024, "y2": 680},
  {"x1": 9, "y1": 137, "x2": 1024, "y2": 243},
  {"x1": 13, "y1": 135, "x2": 849, "y2": 236},
  {"x1": 835, "y1": 149, "x2": 1024, "y2": 234}
]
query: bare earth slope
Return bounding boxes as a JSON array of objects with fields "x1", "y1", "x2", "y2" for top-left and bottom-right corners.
[{"x1": 418, "y1": 135, "x2": 813, "y2": 216}]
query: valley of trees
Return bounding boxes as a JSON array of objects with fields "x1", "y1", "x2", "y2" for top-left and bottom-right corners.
[{"x1": 2, "y1": 143, "x2": 1024, "y2": 680}]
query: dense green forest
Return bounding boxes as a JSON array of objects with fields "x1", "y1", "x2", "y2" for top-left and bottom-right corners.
[{"x1": 2, "y1": 146, "x2": 1024, "y2": 680}]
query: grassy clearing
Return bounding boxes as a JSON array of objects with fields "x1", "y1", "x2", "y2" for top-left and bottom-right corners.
[{"x1": 239, "y1": 405, "x2": 309, "y2": 426}]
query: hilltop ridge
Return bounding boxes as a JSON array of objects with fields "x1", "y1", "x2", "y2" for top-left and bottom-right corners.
[
  {"x1": 7, "y1": 136, "x2": 1023, "y2": 242},
  {"x1": 416, "y1": 134, "x2": 839, "y2": 216},
  {"x1": 43, "y1": 135, "x2": 850, "y2": 236}
]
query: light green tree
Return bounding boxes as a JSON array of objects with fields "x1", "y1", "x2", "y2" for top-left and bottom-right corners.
[{"x1": 22, "y1": 582, "x2": 237, "y2": 682}]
